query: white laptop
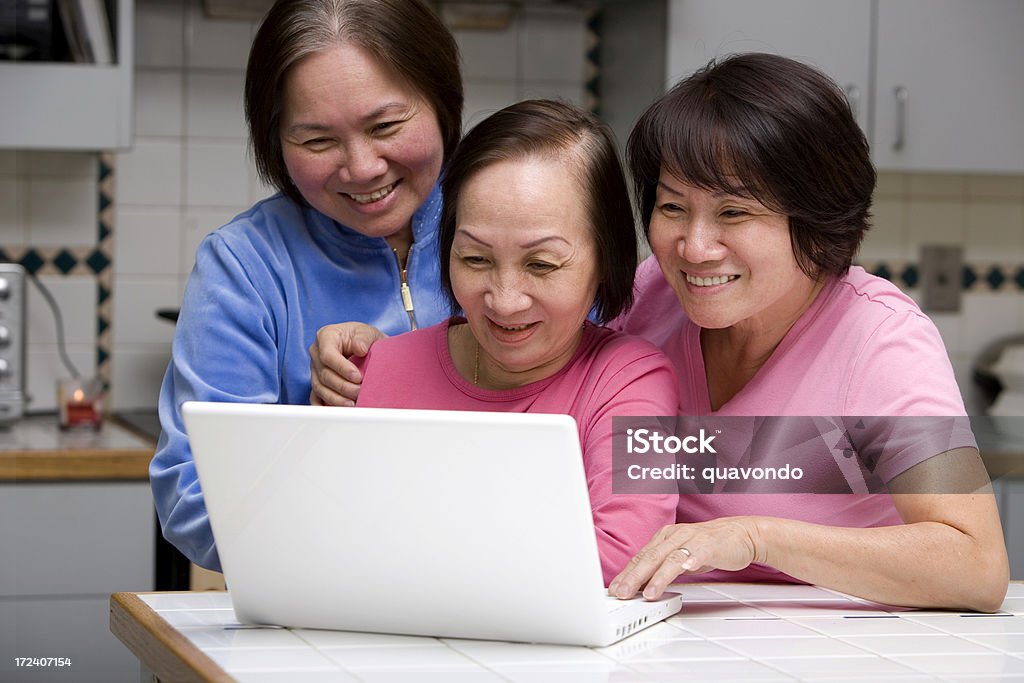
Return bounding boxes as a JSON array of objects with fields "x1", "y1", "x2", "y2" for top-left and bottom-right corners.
[{"x1": 182, "y1": 401, "x2": 683, "y2": 646}]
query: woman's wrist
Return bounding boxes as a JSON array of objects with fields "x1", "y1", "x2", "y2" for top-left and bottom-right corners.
[{"x1": 744, "y1": 515, "x2": 772, "y2": 567}]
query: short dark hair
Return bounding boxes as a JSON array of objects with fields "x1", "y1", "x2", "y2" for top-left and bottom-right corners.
[
  {"x1": 439, "y1": 100, "x2": 638, "y2": 324},
  {"x1": 627, "y1": 52, "x2": 876, "y2": 279},
  {"x1": 245, "y1": 0, "x2": 463, "y2": 205}
]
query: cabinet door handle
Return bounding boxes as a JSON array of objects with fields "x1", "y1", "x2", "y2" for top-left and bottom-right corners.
[
  {"x1": 844, "y1": 84, "x2": 861, "y2": 122},
  {"x1": 892, "y1": 86, "x2": 908, "y2": 152}
]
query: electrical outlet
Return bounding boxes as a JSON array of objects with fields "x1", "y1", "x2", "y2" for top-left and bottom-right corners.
[{"x1": 920, "y1": 244, "x2": 962, "y2": 313}]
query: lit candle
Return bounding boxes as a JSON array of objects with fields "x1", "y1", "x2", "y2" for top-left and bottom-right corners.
[{"x1": 58, "y1": 378, "x2": 104, "y2": 430}]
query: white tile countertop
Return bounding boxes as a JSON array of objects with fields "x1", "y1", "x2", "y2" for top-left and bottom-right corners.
[{"x1": 111, "y1": 582, "x2": 1024, "y2": 682}]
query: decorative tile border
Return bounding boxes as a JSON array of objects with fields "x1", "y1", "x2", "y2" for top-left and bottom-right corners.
[
  {"x1": 96, "y1": 152, "x2": 113, "y2": 390},
  {"x1": 584, "y1": 8, "x2": 601, "y2": 115},
  {"x1": 0, "y1": 153, "x2": 113, "y2": 390},
  {"x1": 857, "y1": 260, "x2": 1024, "y2": 293}
]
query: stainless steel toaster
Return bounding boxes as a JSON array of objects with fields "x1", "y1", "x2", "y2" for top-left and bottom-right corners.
[{"x1": 0, "y1": 263, "x2": 27, "y2": 423}]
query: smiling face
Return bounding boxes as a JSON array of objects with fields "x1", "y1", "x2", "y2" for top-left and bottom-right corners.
[
  {"x1": 279, "y1": 42, "x2": 444, "y2": 245},
  {"x1": 648, "y1": 169, "x2": 820, "y2": 333},
  {"x1": 450, "y1": 155, "x2": 600, "y2": 389}
]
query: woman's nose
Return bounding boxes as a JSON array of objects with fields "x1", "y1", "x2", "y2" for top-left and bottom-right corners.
[
  {"x1": 484, "y1": 274, "x2": 531, "y2": 316},
  {"x1": 679, "y1": 219, "x2": 726, "y2": 263},
  {"x1": 336, "y1": 140, "x2": 387, "y2": 183}
]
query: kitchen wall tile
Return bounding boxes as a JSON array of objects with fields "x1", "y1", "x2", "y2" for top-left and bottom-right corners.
[
  {"x1": 27, "y1": 178, "x2": 97, "y2": 247},
  {"x1": 454, "y1": 24, "x2": 519, "y2": 80},
  {"x1": 25, "y1": 275, "x2": 97, "y2": 347},
  {"x1": 860, "y1": 197, "x2": 907, "y2": 260},
  {"x1": 111, "y1": 276, "x2": 180, "y2": 345},
  {"x1": 248, "y1": 171, "x2": 276, "y2": 206},
  {"x1": 181, "y1": 209, "x2": 241, "y2": 275},
  {"x1": 967, "y1": 174, "x2": 1024, "y2": 200},
  {"x1": 22, "y1": 151, "x2": 96, "y2": 178},
  {"x1": 0, "y1": 150, "x2": 18, "y2": 175},
  {"x1": 929, "y1": 310, "x2": 964, "y2": 356},
  {"x1": 135, "y1": 70, "x2": 184, "y2": 138},
  {"x1": 463, "y1": 81, "x2": 519, "y2": 131},
  {"x1": 0, "y1": 179, "x2": 27, "y2": 245},
  {"x1": 519, "y1": 81, "x2": 586, "y2": 107},
  {"x1": 25, "y1": 348, "x2": 94, "y2": 413},
  {"x1": 905, "y1": 198, "x2": 966, "y2": 246},
  {"x1": 117, "y1": 140, "x2": 184, "y2": 207},
  {"x1": 964, "y1": 202, "x2": 1024, "y2": 261},
  {"x1": 135, "y1": 0, "x2": 185, "y2": 68},
  {"x1": 185, "y1": 2, "x2": 256, "y2": 70},
  {"x1": 907, "y1": 172, "x2": 967, "y2": 200},
  {"x1": 109, "y1": 347, "x2": 172, "y2": 411},
  {"x1": 961, "y1": 293, "x2": 1023, "y2": 364},
  {"x1": 114, "y1": 207, "x2": 184, "y2": 276},
  {"x1": 184, "y1": 141, "x2": 251, "y2": 208},
  {"x1": 520, "y1": 7, "x2": 586, "y2": 83},
  {"x1": 875, "y1": 172, "x2": 907, "y2": 198},
  {"x1": 185, "y1": 71, "x2": 247, "y2": 139},
  {"x1": 950, "y1": 352, "x2": 984, "y2": 415}
]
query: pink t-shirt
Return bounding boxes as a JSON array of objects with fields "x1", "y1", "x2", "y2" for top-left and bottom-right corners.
[
  {"x1": 614, "y1": 258, "x2": 972, "y2": 583},
  {"x1": 356, "y1": 319, "x2": 680, "y2": 584}
]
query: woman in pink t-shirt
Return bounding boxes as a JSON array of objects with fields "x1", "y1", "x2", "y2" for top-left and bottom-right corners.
[{"x1": 604, "y1": 53, "x2": 1006, "y2": 612}]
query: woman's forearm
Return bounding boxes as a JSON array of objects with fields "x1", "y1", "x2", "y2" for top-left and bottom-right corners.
[{"x1": 751, "y1": 494, "x2": 1008, "y2": 611}]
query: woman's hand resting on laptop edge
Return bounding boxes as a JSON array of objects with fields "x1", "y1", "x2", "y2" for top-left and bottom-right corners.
[
  {"x1": 309, "y1": 322, "x2": 386, "y2": 406},
  {"x1": 608, "y1": 518, "x2": 763, "y2": 600}
]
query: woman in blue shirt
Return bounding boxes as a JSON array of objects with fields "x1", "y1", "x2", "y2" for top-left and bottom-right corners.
[{"x1": 151, "y1": 0, "x2": 462, "y2": 570}]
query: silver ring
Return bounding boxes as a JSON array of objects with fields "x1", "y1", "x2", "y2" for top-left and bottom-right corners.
[{"x1": 679, "y1": 547, "x2": 691, "y2": 557}]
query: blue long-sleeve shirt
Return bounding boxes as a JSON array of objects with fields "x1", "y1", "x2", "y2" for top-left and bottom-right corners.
[{"x1": 151, "y1": 186, "x2": 448, "y2": 570}]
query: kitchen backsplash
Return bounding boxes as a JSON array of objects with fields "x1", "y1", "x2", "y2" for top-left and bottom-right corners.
[{"x1": 2, "y1": 0, "x2": 1023, "y2": 415}]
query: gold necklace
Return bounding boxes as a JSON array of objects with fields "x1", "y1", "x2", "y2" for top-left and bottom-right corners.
[{"x1": 473, "y1": 340, "x2": 479, "y2": 385}]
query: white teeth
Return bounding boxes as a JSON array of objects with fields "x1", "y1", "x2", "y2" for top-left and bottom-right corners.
[
  {"x1": 686, "y1": 274, "x2": 739, "y2": 287},
  {"x1": 497, "y1": 323, "x2": 530, "y2": 331},
  {"x1": 348, "y1": 182, "x2": 396, "y2": 204}
]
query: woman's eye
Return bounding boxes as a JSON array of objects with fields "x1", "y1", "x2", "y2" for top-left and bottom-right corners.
[
  {"x1": 372, "y1": 120, "x2": 401, "y2": 134},
  {"x1": 461, "y1": 255, "x2": 488, "y2": 266},
  {"x1": 303, "y1": 137, "x2": 332, "y2": 149},
  {"x1": 721, "y1": 209, "x2": 749, "y2": 219},
  {"x1": 527, "y1": 261, "x2": 556, "y2": 273},
  {"x1": 658, "y1": 202, "x2": 684, "y2": 215}
]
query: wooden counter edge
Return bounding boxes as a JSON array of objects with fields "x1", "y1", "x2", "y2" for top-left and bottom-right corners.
[
  {"x1": 0, "y1": 449, "x2": 153, "y2": 481},
  {"x1": 110, "y1": 592, "x2": 233, "y2": 683}
]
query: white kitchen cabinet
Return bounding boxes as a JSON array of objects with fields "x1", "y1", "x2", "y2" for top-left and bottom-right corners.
[
  {"x1": 666, "y1": 0, "x2": 1024, "y2": 174},
  {"x1": 666, "y1": 0, "x2": 872, "y2": 132},
  {"x1": 0, "y1": 0, "x2": 135, "y2": 150},
  {"x1": 873, "y1": 0, "x2": 1024, "y2": 173},
  {"x1": 0, "y1": 481, "x2": 154, "y2": 682}
]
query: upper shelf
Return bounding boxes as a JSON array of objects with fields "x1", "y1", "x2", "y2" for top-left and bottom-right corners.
[{"x1": 0, "y1": 0, "x2": 134, "y2": 151}]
